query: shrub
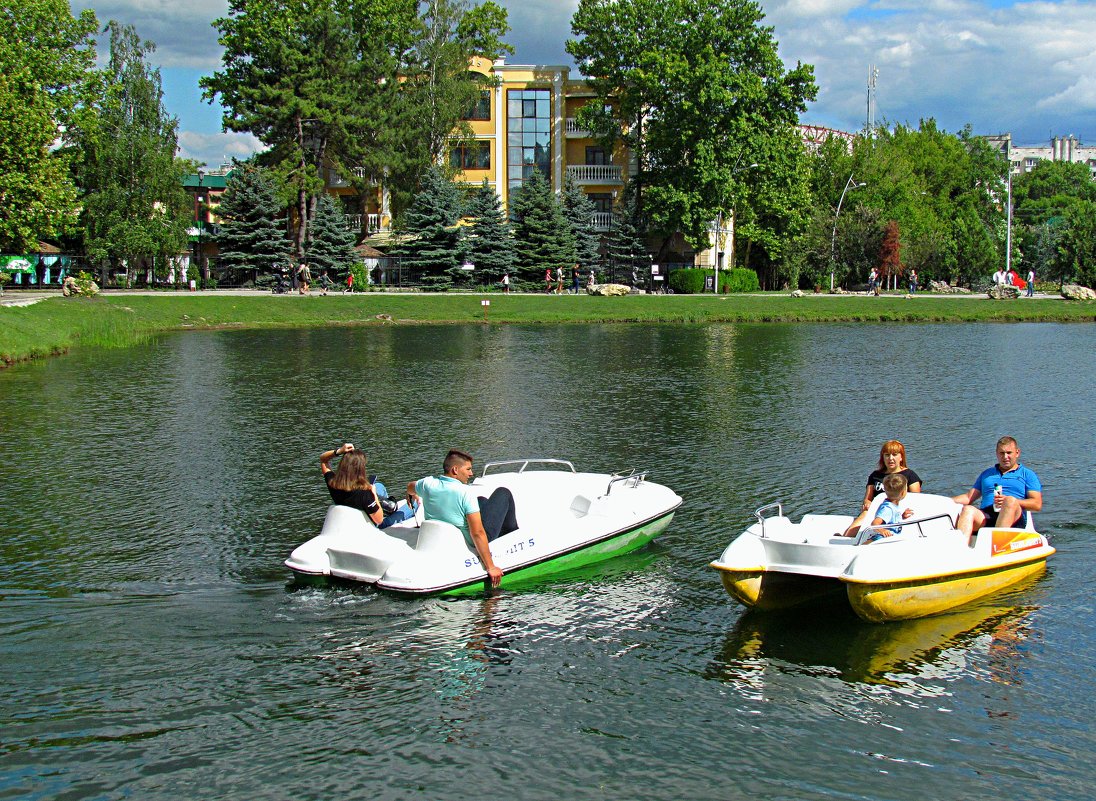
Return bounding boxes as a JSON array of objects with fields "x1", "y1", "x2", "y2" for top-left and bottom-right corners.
[
  {"x1": 724, "y1": 268, "x2": 760, "y2": 293},
  {"x1": 667, "y1": 267, "x2": 760, "y2": 294}
]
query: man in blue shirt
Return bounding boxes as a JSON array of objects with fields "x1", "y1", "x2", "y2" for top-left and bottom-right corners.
[
  {"x1": 407, "y1": 449, "x2": 506, "y2": 587},
  {"x1": 952, "y1": 436, "x2": 1042, "y2": 537}
]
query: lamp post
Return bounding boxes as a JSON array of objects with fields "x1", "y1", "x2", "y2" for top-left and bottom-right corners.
[
  {"x1": 830, "y1": 174, "x2": 866, "y2": 292},
  {"x1": 195, "y1": 169, "x2": 205, "y2": 285}
]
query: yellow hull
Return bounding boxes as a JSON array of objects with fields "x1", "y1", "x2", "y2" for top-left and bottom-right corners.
[
  {"x1": 845, "y1": 558, "x2": 1049, "y2": 623},
  {"x1": 716, "y1": 567, "x2": 843, "y2": 611}
]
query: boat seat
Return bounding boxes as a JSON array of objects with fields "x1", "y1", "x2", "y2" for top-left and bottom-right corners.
[{"x1": 414, "y1": 519, "x2": 470, "y2": 555}]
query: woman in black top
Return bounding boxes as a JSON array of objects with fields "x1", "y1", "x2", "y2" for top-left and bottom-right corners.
[
  {"x1": 321, "y1": 443, "x2": 383, "y2": 526},
  {"x1": 842, "y1": 440, "x2": 922, "y2": 536}
]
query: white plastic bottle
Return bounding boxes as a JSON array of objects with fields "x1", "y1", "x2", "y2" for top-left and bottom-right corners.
[{"x1": 993, "y1": 484, "x2": 1003, "y2": 511}]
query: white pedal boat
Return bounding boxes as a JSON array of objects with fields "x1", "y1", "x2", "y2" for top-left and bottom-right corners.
[
  {"x1": 710, "y1": 492, "x2": 1054, "y2": 622},
  {"x1": 286, "y1": 459, "x2": 682, "y2": 595}
]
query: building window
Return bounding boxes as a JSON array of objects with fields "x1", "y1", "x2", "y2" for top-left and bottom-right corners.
[
  {"x1": 450, "y1": 141, "x2": 491, "y2": 171},
  {"x1": 588, "y1": 192, "x2": 613, "y2": 214},
  {"x1": 585, "y1": 147, "x2": 609, "y2": 165},
  {"x1": 464, "y1": 91, "x2": 491, "y2": 121},
  {"x1": 507, "y1": 88, "x2": 552, "y2": 190}
]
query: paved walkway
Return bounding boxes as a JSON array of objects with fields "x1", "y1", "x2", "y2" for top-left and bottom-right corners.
[{"x1": 1, "y1": 287, "x2": 1064, "y2": 307}]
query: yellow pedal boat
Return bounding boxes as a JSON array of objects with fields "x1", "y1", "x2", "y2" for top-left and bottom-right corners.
[{"x1": 710, "y1": 493, "x2": 1053, "y2": 622}]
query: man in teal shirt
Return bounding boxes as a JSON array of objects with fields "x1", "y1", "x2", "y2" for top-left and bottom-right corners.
[{"x1": 408, "y1": 450, "x2": 505, "y2": 587}]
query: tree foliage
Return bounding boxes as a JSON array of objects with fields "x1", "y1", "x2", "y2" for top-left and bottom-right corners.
[
  {"x1": 604, "y1": 187, "x2": 649, "y2": 279},
  {"x1": 71, "y1": 22, "x2": 191, "y2": 281},
  {"x1": 307, "y1": 193, "x2": 360, "y2": 279},
  {"x1": 0, "y1": 0, "x2": 97, "y2": 251},
  {"x1": 215, "y1": 163, "x2": 292, "y2": 274},
  {"x1": 392, "y1": 166, "x2": 464, "y2": 288},
  {"x1": 464, "y1": 180, "x2": 514, "y2": 284},
  {"x1": 567, "y1": 0, "x2": 816, "y2": 252},
  {"x1": 203, "y1": 0, "x2": 510, "y2": 255},
  {"x1": 561, "y1": 175, "x2": 602, "y2": 269},
  {"x1": 509, "y1": 170, "x2": 576, "y2": 282}
]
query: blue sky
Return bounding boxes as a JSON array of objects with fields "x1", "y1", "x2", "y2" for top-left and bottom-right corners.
[{"x1": 70, "y1": 0, "x2": 1096, "y2": 169}]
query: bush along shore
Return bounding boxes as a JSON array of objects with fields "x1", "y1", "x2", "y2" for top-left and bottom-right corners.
[{"x1": 1, "y1": 292, "x2": 1094, "y2": 368}]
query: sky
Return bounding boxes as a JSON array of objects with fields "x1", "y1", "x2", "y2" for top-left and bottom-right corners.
[{"x1": 69, "y1": 0, "x2": 1096, "y2": 170}]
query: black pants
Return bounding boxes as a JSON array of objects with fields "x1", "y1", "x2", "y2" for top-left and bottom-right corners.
[{"x1": 478, "y1": 487, "x2": 519, "y2": 542}]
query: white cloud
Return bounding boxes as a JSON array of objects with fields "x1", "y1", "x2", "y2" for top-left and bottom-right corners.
[{"x1": 177, "y1": 130, "x2": 264, "y2": 170}]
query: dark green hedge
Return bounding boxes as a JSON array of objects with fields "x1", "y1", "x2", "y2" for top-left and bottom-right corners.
[{"x1": 668, "y1": 268, "x2": 760, "y2": 294}]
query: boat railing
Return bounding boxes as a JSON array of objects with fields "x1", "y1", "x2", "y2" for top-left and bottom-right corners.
[
  {"x1": 753, "y1": 502, "x2": 784, "y2": 538},
  {"x1": 481, "y1": 458, "x2": 576, "y2": 476},
  {"x1": 854, "y1": 512, "x2": 957, "y2": 546},
  {"x1": 605, "y1": 468, "x2": 647, "y2": 495}
]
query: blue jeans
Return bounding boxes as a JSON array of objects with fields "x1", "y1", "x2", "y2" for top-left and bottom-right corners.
[{"x1": 373, "y1": 480, "x2": 418, "y2": 529}]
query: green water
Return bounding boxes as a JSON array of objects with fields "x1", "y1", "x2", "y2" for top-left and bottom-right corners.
[{"x1": 1, "y1": 322, "x2": 1093, "y2": 800}]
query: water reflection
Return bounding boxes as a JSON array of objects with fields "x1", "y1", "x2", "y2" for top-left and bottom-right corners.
[{"x1": 706, "y1": 574, "x2": 1046, "y2": 698}]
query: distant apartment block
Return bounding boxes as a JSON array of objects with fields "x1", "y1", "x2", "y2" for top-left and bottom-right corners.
[{"x1": 985, "y1": 133, "x2": 1096, "y2": 177}]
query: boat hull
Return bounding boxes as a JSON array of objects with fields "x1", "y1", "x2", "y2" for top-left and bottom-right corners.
[
  {"x1": 845, "y1": 556, "x2": 1049, "y2": 623},
  {"x1": 434, "y1": 510, "x2": 675, "y2": 596},
  {"x1": 716, "y1": 568, "x2": 844, "y2": 611}
]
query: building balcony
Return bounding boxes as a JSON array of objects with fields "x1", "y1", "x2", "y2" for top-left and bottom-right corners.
[
  {"x1": 345, "y1": 213, "x2": 383, "y2": 232},
  {"x1": 328, "y1": 167, "x2": 368, "y2": 188},
  {"x1": 567, "y1": 164, "x2": 623, "y2": 185},
  {"x1": 566, "y1": 117, "x2": 590, "y2": 137},
  {"x1": 591, "y1": 212, "x2": 613, "y2": 231}
]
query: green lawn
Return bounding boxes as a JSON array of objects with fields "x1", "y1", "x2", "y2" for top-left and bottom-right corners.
[{"x1": 2, "y1": 292, "x2": 1093, "y2": 367}]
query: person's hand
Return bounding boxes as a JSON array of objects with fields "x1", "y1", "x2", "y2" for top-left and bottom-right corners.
[
  {"x1": 901, "y1": 508, "x2": 914, "y2": 519},
  {"x1": 342, "y1": 443, "x2": 354, "y2": 453},
  {"x1": 487, "y1": 565, "x2": 503, "y2": 588}
]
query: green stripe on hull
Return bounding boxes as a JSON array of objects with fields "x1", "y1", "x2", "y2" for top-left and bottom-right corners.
[{"x1": 439, "y1": 512, "x2": 676, "y2": 597}]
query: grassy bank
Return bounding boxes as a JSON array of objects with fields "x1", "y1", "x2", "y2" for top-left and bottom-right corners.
[{"x1": 2, "y1": 292, "x2": 1093, "y2": 367}]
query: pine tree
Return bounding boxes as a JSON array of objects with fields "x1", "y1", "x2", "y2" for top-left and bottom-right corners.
[
  {"x1": 561, "y1": 174, "x2": 602, "y2": 270},
  {"x1": 464, "y1": 180, "x2": 514, "y2": 286},
  {"x1": 605, "y1": 188, "x2": 648, "y2": 281},
  {"x1": 393, "y1": 166, "x2": 464, "y2": 289},
  {"x1": 215, "y1": 163, "x2": 292, "y2": 275},
  {"x1": 307, "y1": 193, "x2": 360, "y2": 279},
  {"x1": 509, "y1": 170, "x2": 576, "y2": 284}
]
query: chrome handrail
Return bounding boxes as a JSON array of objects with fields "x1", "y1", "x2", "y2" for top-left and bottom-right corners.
[
  {"x1": 605, "y1": 468, "x2": 647, "y2": 496},
  {"x1": 480, "y1": 458, "x2": 576, "y2": 477},
  {"x1": 854, "y1": 511, "x2": 957, "y2": 546},
  {"x1": 753, "y1": 502, "x2": 783, "y2": 539}
]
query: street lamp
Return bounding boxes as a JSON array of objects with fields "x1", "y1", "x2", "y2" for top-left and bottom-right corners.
[
  {"x1": 713, "y1": 162, "x2": 759, "y2": 293},
  {"x1": 830, "y1": 174, "x2": 866, "y2": 292},
  {"x1": 196, "y1": 168, "x2": 205, "y2": 285}
]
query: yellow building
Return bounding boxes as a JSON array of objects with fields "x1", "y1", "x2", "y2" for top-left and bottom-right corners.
[{"x1": 326, "y1": 57, "x2": 632, "y2": 237}]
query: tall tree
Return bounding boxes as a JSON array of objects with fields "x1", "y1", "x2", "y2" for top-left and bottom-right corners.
[
  {"x1": 203, "y1": 0, "x2": 511, "y2": 249},
  {"x1": 215, "y1": 163, "x2": 292, "y2": 275},
  {"x1": 567, "y1": 0, "x2": 816, "y2": 252},
  {"x1": 561, "y1": 175, "x2": 602, "y2": 270},
  {"x1": 392, "y1": 166, "x2": 464, "y2": 288},
  {"x1": 509, "y1": 170, "x2": 576, "y2": 283},
  {"x1": 307, "y1": 193, "x2": 361, "y2": 280},
  {"x1": 604, "y1": 187, "x2": 649, "y2": 280},
  {"x1": 464, "y1": 180, "x2": 514, "y2": 285},
  {"x1": 384, "y1": 0, "x2": 512, "y2": 212},
  {"x1": 878, "y1": 220, "x2": 903, "y2": 288},
  {"x1": 0, "y1": 0, "x2": 97, "y2": 251},
  {"x1": 71, "y1": 22, "x2": 191, "y2": 283}
]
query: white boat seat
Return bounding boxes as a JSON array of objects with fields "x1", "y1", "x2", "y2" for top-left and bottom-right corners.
[{"x1": 414, "y1": 519, "x2": 470, "y2": 555}]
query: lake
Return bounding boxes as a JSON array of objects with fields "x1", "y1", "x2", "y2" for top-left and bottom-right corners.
[{"x1": 1, "y1": 322, "x2": 1093, "y2": 800}]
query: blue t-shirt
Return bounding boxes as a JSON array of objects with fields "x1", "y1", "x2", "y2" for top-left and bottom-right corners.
[
  {"x1": 873, "y1": 499, "x2": 903, "y2": 534},
  {"x1": 415, "y1": 475, "x2": 480, "y2": 547},
  {"x1": 973, "y1": 463, "x2": 1042, "y2": 510}
]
